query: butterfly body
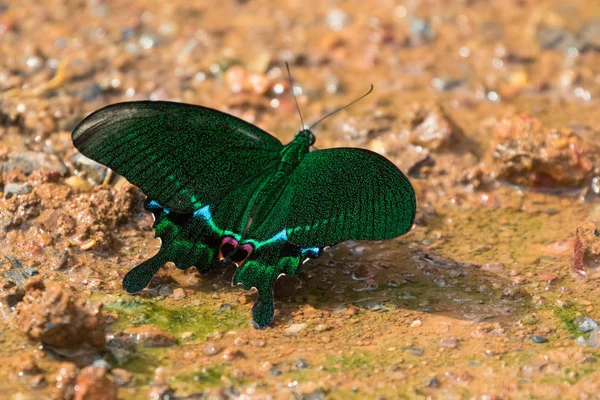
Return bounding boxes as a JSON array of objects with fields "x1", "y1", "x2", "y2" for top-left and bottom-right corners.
[{"x1": 72, "y1": 100, "x2": 416, "y2": 328}]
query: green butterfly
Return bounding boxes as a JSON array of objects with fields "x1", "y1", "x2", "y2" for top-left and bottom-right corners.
[{"x1": 71, "y1": 83, "x2": 416, "y2": 329}]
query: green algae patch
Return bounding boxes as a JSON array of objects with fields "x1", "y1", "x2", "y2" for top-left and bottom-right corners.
[
  {"x1": 326, "y1": 350, "x2": 380, "y2": 373},
  {"x1": 104, "y1": 296, "x2": 247, "y2": 339},
  {"x1": 553, "y1": 306, "x2": 585, "y2": 336},
  {"x1": 170, "y1": 364, "x2": 249, "y2": 395}
]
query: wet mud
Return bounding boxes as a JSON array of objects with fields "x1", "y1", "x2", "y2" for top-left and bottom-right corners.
[{"x1": 1, "y1": 0, "x2": 600, "y2": 398}]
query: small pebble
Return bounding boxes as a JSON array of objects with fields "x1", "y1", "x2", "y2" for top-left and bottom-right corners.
[
  {"x1": 203, "y1": 342, "x2": 220, "y2": 356},
  {"x1": 407, "y1": 347, "x2": 424, "y2": 356},
  {"x1": 576, "y1": 336, "x2": 588, "y2": 346},
  {"x1": 92, "y1": 359, "x2": 112, "y2": 370},
  {"x1": 259, "y1": 361, "x2": 272, "y2": 371},
  {"x1": 171, "y1": 288, "x2": 186, "y2": 300},
  {"x1": 345, "y1": 305, "x2": 359, "y2": 316},
  {"x1": 4, "y1": 183, "x2": 32, "y2": 199},
  {"x1": 410, "y1": 320, "x2": 422, "y2": 328},
  {"x1": 250, "y1": 339, "x2": 266, "y2": 347},
  {"x1": 426, "y1": 376, "x2": 441, "y2": 388},
  {"x1": 180, "y1": 332, "x2": 194, "y2": 340},
  {"x1": 213, "y1": 303, "x2": 232, "y2": 315},
  {"x1": 270, "y1": 369, "x2": 282, "y2": 376},
  {"x1": 5, "y1": 268, "x2": 27, "y2": 287},
  {"x1": 575, "y1": 316, "x2": 599, "y2": 333},
  {"x1": 531, "y1": 335, "x2": 548, "y2": 344},
  {"x1": 315, "y1": 324, "x2": 329, "y2": 332},
  {"x1": 157, "y1": 285, "x2": 172, "y2": 297},
  {"x1": 233, "y1": 336, "x2": 249, "y2": 346},
  {"x1": 588, "y1": 327, "x2": 600, "y2": 348},
  {"x1": 222, "y1": 347, "x2": 245, "y2": 361},
  {"x1": 285, "y1": 323, "x2": 307, "y2": 336},
  {"x1": 23, "y1": 268, "x2": 38, "y2": 277},
  {"x1": 439, "y1": 337, "x2": 459, "y2": 349},
  {"x1": 295, "y1": 358, "x2": 309, "y2": 370}
]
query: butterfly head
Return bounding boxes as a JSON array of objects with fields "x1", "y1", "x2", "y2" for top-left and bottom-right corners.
[{"x1": 294, "y1": 129, "x2": 316, "y2": 146}]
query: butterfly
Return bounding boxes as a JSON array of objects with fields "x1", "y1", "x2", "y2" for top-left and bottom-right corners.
[{"x1": 71, "y1": 73, "x2": 416, "y2": 329}]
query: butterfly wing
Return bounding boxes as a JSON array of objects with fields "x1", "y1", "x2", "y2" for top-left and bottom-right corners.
[
  {"x1": 72, "y1": 101, "x2": 283, "y2": 212},
  {"x1": 284, "y1": 148, "x2": 416, "y2": 247},
  {"x1": 122, "y1": 200, "x2": 223, "y2": 294}
]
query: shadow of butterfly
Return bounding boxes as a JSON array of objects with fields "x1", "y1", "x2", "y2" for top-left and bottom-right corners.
[{"x1": 72, "y1": 95, "x2": 416, "y2": 328}]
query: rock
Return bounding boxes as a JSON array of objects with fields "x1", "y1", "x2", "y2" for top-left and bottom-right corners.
[
  {"x1": 439, "y1": 337, "x2": 459, "y2": 349},
  {"x1": 488, "y1": 115, "x2": 598, "y2": 188},
  {"x1": 408, "y1": 107, "x2": 457, "y2": 151},
  {"x1": 574, "y1": 316, "x2": 599, "y2": 333},
  {"x1": 111, "y1": 368, "x2": 133, "y2": 387},
  {"x1": 573, "y1": 221, "x2": 600, "y2": 278},
  {"x1": 588, "y1": 327, "x2": 600, "y2": 348},
  {"x1": 105, "y1": 333, "x2": 137, "y2": 365},
  {"x1": 407, "y1": 347, "x2": 424, "y2": 356},
  {"x1": 576, "y1": 336, "x2": 588, "y2": 346},
  {"x1": 171, "y1": 288, "x2": 186, "y2": 300},
  {"x1": 233, "y1": 335, "x2": 248, "y2": 346},
  {"x1": 531, "y1": 335, "x2": 549, "y2": 343},
  {"x1": 296, "y1": 358, "x2": 309, "y2": 370},
  {"x1": 285, "y1": 323, "x2": 307, "y2": 335},
  {"x1": 2, "y1": 152, "x2": 67, "y2": 175},
  {"x1": 15, "y1": 277, "x2": 105, "y2": 350},
  {"x1": 3, "y1": 183, "x2": 32, "y2": 199},
  {"x1": 64, "y1": 176, "x2": 93, "y2": 192},
  {"x1": 5, "y1": 268, "x2": 27, "y2": 286},
  {"x1": 51, "y1": 362, "x2": 78, "y2": 399},
  {"x1": 71, "y1": 153, "x2": 109, "y2": 185},
  {"x1": 222, "y1": 347, "x2": 245, "y2": 361},
  {"x1": 203, "y1": 342, "x2": 220, "y2": 356},
  {"x1": 352, "y1": 265, "x2": 375, "y2": 280},
  {"x1": 426, "y1": 376, "x2": 441, "y2": 388},
  {"x1": 481, "y1": 263, "x2": 505, "y2": 272},
  {"x1": 74, "y1": 366, "x2": 117, "y2": 400},
  {"x1": 578, "y1": 19, "x2": 600, "y2": 52},
  {"x1": 250, "y1": 339, "x2": 266, "y2": 347},
  {"x1": 410, "y1": 19, "x2": 434, "y2": 46},
  {"x1": 123, "y1": 325, "x2": 176, "y2": 347}
]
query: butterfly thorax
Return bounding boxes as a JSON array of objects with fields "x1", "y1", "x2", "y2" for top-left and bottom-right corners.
[{"x1": 236, "y1": 131, "x2": 313, "y2": 238}]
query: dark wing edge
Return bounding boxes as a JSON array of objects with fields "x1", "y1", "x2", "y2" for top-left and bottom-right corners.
[
  {"x1": 284, "y1": 148, "x2": 416, "y2": 247},
  {"x1": 72, "y1": 101, "x2": 283, "y2": 212}
]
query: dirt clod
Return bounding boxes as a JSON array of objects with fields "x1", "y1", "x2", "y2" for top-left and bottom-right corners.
[{"x1": 15, "y1": 277, "x2": 105, "y2": 350}]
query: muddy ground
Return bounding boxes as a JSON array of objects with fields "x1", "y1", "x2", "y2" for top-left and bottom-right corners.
[{"x1": 1, "y1": 0, "x2": 600, "y2": 399}]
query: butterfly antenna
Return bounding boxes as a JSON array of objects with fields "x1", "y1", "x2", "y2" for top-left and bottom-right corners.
[
  {"x1": 285, "y1": 62, "x2": 306, "y2": 130},
  {"x1": 309, "y1": 84, "x2": 374, "y2": 130}
]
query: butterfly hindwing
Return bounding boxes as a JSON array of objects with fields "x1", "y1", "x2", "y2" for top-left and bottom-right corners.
[
  {"x1": 283, "y1": 148, "x2": 416, "y2": 247},
  {"x1": 122, "y1": 200, "x2": 222, "y2": 294},
  {"x1": 231, "y1": 229, "x2": 321, "y2": 328},
  {"x1": 72, "y1": 101, "x2": 283, "y2": 212}
]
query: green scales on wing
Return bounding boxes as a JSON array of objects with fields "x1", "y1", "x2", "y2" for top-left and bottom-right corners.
[{"x1": 72, "y1": 101, "x2": 416, "y2": 328}]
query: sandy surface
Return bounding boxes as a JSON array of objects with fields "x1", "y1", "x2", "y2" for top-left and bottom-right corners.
[{"x1": 1, "y1": 0, "x2": 600, "y2": 398}]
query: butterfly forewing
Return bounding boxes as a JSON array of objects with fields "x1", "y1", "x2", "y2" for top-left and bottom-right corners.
[
  {"x1": 72, "y1": 101, "x2": 283, "y2": 212},
  {"x1": 284, "y1": 148, "x2": 416, "y2": 247}
]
